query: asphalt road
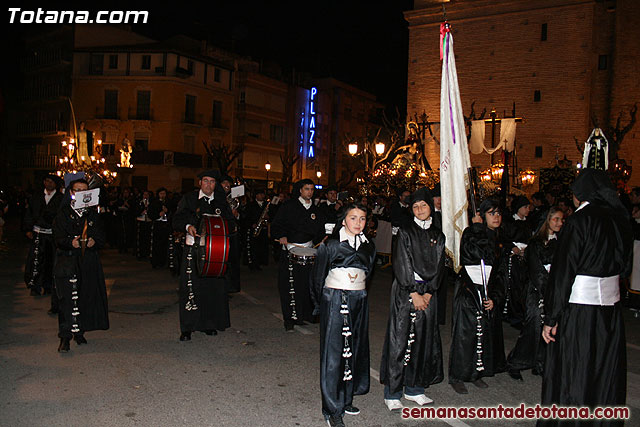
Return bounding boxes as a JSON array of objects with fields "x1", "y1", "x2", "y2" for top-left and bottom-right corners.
[{"x1": 1, "y1": 218, "x2": 639, "y2": 427}]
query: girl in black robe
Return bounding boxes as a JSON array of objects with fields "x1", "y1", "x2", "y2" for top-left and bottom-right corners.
[
  {"x1": 506, "y1": 207, "x2": 564, "y2": 380},
  {"x1": 539, "y1": 169, "x2": 632, "y2": 427},
  {"x1": 53, "y1": 179, "x2": 109, "y2": 352},
  {"x1": 380, "y1": 188, "x2": 446, "y2": 410},
  {"x1": 448, "y1": 198, "x2": 508, "y2": 394},
  {"x1": 310, "y1": 202, "x2": 376, "y2": 427}
]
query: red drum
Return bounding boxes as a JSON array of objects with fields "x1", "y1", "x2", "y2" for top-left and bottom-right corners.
[{"x1": 196, "y1": 216, "x2": 230, "y2": 278}]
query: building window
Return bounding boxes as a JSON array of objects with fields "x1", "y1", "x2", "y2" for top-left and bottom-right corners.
[
  {"x1": 104, "y1": 90, "x2": 118, "y2": 119},
  {"x1": 90, "y1": 54, "x2": 104, "y2": 75},
  {"x1": 187, "y1": 60, "x2": 194, "y2": 75},
  {"x1": 534, "y1": 90, "x2": 541, "y2": 102},
  {"x1": 185, "y1": 95, "x2": 196, "y2": 123},
  {"x1": 270, "y1": 124, "x2": 284, "y2": 144},
  {"x1": 141, "y1": 55, "x2": 151, "y2": 70},
  {"x1": 137, "y1": 90, "x2": 151, "y2": 120},
  {"x1": 239, "y1": 91, "x2": 245, "y2": 104},
  {"x1": 184, "y1": 135, "x2": 195, "y2": 153},
  {"x1": 535, "y1": 146, "x2": 543, "y2": 158},
  {"x1": 212, "y1": 100, "x2": 223, "y2": 128},
  {"x1": 598, "y1": 55, "x2": 608, "y2": 70},
  {"x1": 134, "y1": 132, "x2": 149, "y2": 152},
  {"x1": 108, "y1": 54, "x2": 118, "y2": 69},
  {"x1": 100, "y1": 131, "x2": 116, "y2": 156},
  {"x1": 214, "y1": 68, "x2": 221, "y2": 82},
  {"x1": 541, "y1": 23, "x2": 548, "y2": 41}
]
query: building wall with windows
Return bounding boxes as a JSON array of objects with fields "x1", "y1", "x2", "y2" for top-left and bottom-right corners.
[{"x1": 406, "y1": 0, "x2": 640, "y2": 185}]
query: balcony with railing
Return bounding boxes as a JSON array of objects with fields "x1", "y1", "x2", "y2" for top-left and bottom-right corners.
[
  {"x1": 16, "y1": 118, "x2": 65, "y2": 137},
  {"x1": 95, "y1": 107, "x2": 121, "y2": 120},
  {"x1": 127, "y1": 107, "x2": 155, "y2": 121},
  {"x1": 183, "y1": 112, "x2": 203, "y2": 126},
  {"x1": 20, "y1": 48, "x2": 71, "y2": 72},
  {"x1": 13, "y1": 152, "x2": 59, "y2": 169},
  {"x1": 132, "y1": 150, "x2": 202, "y2": 168}
]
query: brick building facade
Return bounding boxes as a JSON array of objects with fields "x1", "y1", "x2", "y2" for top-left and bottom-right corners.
[{"x1": 406, "y1": 0, "x2": 640, "y2": 186}]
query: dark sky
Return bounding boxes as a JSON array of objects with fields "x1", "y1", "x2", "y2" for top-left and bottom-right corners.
[{"x1": 6, "y1": 1, "x2": 414, "y2": 112}]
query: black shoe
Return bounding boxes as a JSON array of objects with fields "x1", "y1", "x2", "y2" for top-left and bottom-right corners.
[
  {"x1": 326, "y1": 415, "x2": 345, "y2": 427},
  {"x1": 57, "y1": 338, "x2": 70, "y2": 352},
  {"x1": 74, "y1": 334, "x2": 87, "y2": 345},
  {"x1": 204, "y1": 330, "x2": 217, "y2": 336},
  {"x1": 344, "y1": 405, "x2": 360, "y2": 415},
  {"x1": 43, "y1": 288, "x2": 52, "y2": 295},
  {"x1": 532, "y1": 367, "x2": 542, "y2": 376},
  {"x1": 450, "y1": 382, "x2": 468, "y2": 394},
  {"x1": 179, "y1": 332, "x2": 191, "y2": 341},
  {"x1": 284, "y1": 323, "x2": 294, "y2": 332},
  {"x1": 30, "y1": 288, "x2": 41, "y2": 296},
  {"x1": 47, "y1": 307, "x2": 59, "y2": 315},
  {"x1": 472, "y1": 378, "x2": 488, "y2": 388},
  {"x1": 508, "y1": 370, "x2": 523, "y2": 381}
]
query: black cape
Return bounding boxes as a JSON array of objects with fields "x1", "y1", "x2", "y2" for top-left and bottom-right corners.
[
  {"x1": 449, "y1": 223, "x2": 508, "y2": 383},
  {"x1": 539, "y1": 203, "x2": 632, "y2": 426},
  {"x1": 380, "y1": 220, "x2": 446, "y2": 393}
]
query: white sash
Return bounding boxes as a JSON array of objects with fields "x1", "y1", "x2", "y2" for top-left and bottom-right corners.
[
  {"x1": 568, "y1": 274, "x2": 620, "y2": 306},
  {"x1": 33, "y1": 225, "x2": 53, "y2": 234},
  {"x1": 325, "y1": 267, "x2": 366, "y2": 291}
]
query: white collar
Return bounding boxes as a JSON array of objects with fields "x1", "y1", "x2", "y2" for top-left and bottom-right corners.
[
  {"x1": 399, "y1": 201, "x2": 408, "y2": 208},
  {"x1": 513, "y1": 213, "x2": 525, "y2": 221},
  {"x1": 257, "y1": 200, "x2": 264, "y2": 206},
  {"x1": 44, "y1": 189, "x2": 56, "y2": 196},
  {"x1": 199, "y1": 190, "x2": 214, "y2": 201},
  {"x1": 575, "y1": 201, "x2": 590, "y2": 212},
  {"x1": 339, "y1": 227, "x2": 368, "y2": 250},
  {"x1": 548, "y1": 233, "x2": 557, "y2": 241},
  {"x1": 414, "y1": 216, "x2": 432, "y2": 229},
  {"x1": 299, "y1": 196, "x2": 312, "y2": 209},
  {"x1": 327, "y1": 201, "x2": 336, "y2": 205}
]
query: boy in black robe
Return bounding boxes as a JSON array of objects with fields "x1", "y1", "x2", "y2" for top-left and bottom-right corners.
[
  {"x1": 148, "y1": 187, "x2": 172, "y2": 269},
  {"x1": 53, "y1": 179, "x2": 109, "y2": 352},
  {"x1": 172, "y1": 170, "x2": 235, "y2": 341}
]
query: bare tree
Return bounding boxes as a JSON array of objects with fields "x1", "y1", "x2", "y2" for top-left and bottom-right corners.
[
  {"x1": 279, "y1": 151, "x2": 300, "y2": 192},
  {"x1": 202, "y1": 140, "x2": 244, "y2": 176}
]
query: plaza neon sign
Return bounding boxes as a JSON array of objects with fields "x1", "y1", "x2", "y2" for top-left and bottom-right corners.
[{"x1": 308, "y1": 87, "x2": 317, "y2": 159}]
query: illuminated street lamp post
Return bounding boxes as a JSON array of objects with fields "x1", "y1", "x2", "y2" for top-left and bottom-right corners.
[
  {"x1": 265, "y1": 161, "x2": 271, "y2": 186},
  {"x1": 347, "y1": 140, "x2": 385, "y2": 172},
  {"x1": 316, "y1": 169, "x2": 322, "y2": 184}
]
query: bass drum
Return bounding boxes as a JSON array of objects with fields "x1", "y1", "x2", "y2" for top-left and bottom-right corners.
[{"x1": 196, "y1": 215, "x2": 230, "y2": 278}]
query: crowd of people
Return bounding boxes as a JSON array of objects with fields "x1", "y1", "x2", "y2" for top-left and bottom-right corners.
[{"x1": 8, "y1": 168, "x2": 636, "y2": 426}]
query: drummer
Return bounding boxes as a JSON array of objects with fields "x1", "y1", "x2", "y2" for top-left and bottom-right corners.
[
  {"x1": 272, "y1": 179, "x2": 326, "y2": 331},
  {"x1": 172, "y1": 169, "x2": 236, "y2": 341}
]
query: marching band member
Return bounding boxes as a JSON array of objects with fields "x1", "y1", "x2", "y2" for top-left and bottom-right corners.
[
  {"x1": 310, "y1": 202, "x2": 376, "y2": 427},
  {"x1": 540, "y1": 169, "x2": 631, "y2": 426},
  {"x1": 134, "y1": 190, "x2": 153, "y2": 259},
  {"x1": 220, "y1": 175, "x2": 241, "y2": 294},
  {"x1": 244, "y1": 188, "x2": 270, "y2": 271},
  {"x1": 53, "y1": 179, "x2": 109, "y2": 352},
  {"x1": 380, "y1": 187, "x2": 446, "y2": 410},
  {"x1": 148, "y1": 187, "x2": 172, "y2": 269},
  {"x1": 172, "y1": 170, "x2": 235, "y2": 341},
  {"x1": 271, "y1": 179, "x2": 325, "y2": 331},
  {"x1": 507, "y1": 207, "x2": 564, "y2": 380},
  {"x1": 448, "y1": 198, "x2": 508, "y2": 394}
]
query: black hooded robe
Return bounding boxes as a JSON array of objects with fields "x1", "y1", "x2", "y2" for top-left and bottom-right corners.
[
  {"x1": 448, "y1": 223, "x2": 508, "y2": 383},
  {"x1": 380, "y1": 219, "x2": 446, "y2": 394},
  {"x1": 310, "y1": 235, "x2": 376, "y2": 418}
]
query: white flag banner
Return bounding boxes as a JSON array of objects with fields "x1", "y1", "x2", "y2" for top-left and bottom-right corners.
[
  {"x1": 469, "y1": 120, "x2": 486, "y2": 155},
  {"x1": 439, "y1": 25, "x2": 471, "y2": 273},
  {"x1": 500, "y1": 118, "x2": 517, "y2": 152}
]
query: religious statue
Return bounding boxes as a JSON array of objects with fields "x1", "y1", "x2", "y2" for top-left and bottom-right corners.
[
  {"x1": 582, "y1": 128, "x2": 609, "y2": 171},
  {"x1": 392, "y1": 121, "x2": 431, "y2": 171},
  {"x1": 120, "y1": 134, "x2": 133, "y2": 168},
  {"x1": 76, "y1": 121, "x2": 94, "y2": 166}
]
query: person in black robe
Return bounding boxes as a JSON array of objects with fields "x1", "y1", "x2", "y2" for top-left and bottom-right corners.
[
  {"x1": 24, "y1": 174, "x2": 64, "y2": 297},
  {"x1": 390, "y1": 189, "x2": 412, "y2": 236},
  {"x1": 220, "y1": 176, "x2": 241, "y2": 294},
  {"x1": 148, "y1": 187, "x2": 172, "y2": 269},
  {"x1": 449, "y1": 198, "x2": 508, "y2": 394},
  {"x1": 380, "y1": 188, "x2": 445, "y2": 410},
  {"x1": 172, "y1": 170, "x2": 235, "y2": 341},
  {"x1": 310, "y1": 202, "x2": 376, "y2": 427},
  {"x1": 318, "y1": 186, "x2": 343, "y2": 237},
  {"x1": 115, "y1": 187, "x2": 135, "y2": 254},
  {"x1": 539, "y1": 169, "x2": 632, "y2": 427},
  {"x1": 168, "y1": 191, "x2": 184, "y2": 276},
  {"x1": 431, "y1": 184, "x2": 452, "y2": 326},
  {"x1": 501, "y1": 195, "x2": 533, "y2": 329},
  {"x1": 271, "y1": 179, "x2": 326, "y2": 331},
  {"x1": 134, "y1": 190, "x2": 153, "y2": 259},
  {"x1": 53, "y1": 179, "x2": 109, "y2": 352},
  {"x1": 506, "y1": 207, "x2": 564, "y2": 381},
  {"x1": 243, "y1": 188, "x2": 270, "y2": 271}
]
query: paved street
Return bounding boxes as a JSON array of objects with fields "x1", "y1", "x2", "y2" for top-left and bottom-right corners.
[{"x1": 1, "y1": 218, "x2": 640, "y2": 427}]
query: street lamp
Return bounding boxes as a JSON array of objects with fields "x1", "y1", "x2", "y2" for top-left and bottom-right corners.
[
  {"x1": 348, "y1": 142, "x2": 358, "y2": 156},
  {"x1": 316, "y1": 170, "x2": 322, "y2": 180},
  {"x1": 265, "y1": 161, "x2": 271, "y2": 184},
  {"x1": 375, "y1": 141, "x2": 385, "y2": 155}
]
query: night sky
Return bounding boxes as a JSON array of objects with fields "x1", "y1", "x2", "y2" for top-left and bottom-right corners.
[{"x1": 6, "y1": 1, "x2": 414, "y2": 114}]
